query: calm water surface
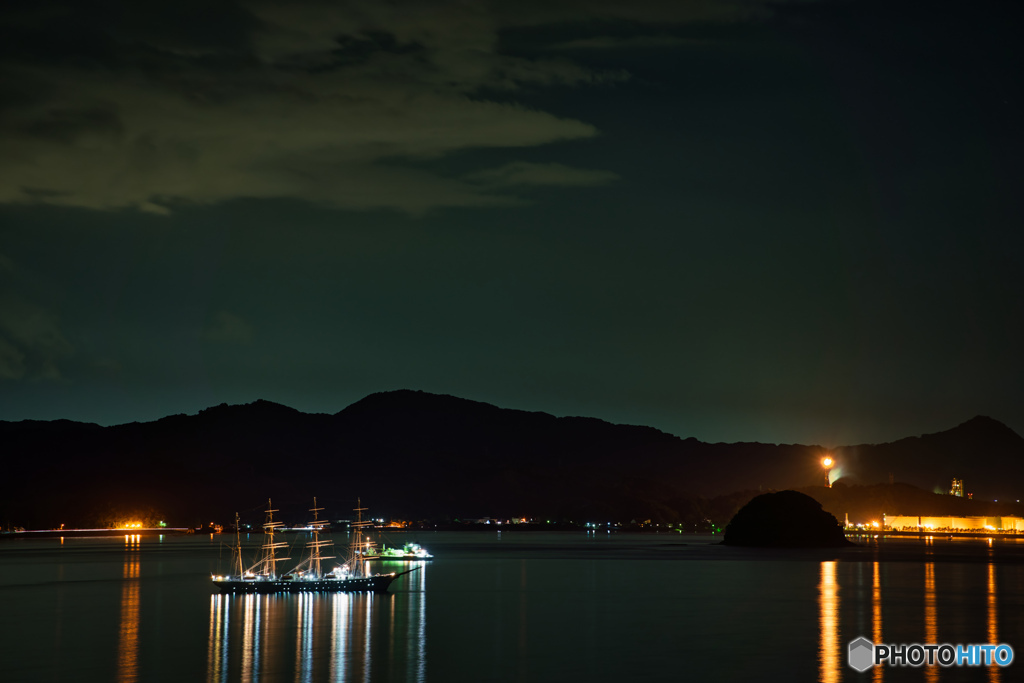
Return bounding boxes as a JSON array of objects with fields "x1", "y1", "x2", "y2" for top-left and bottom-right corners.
[{"x1": 0, "y1": 532, "x2": 1021, "y2": 682}]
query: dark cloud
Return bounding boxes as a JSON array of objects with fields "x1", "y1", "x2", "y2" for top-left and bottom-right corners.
[
  {"x1": 323, "y1": 30, "x2": 426, "y2": 69},
  {"x1": 0, "y1": 0, "x2": 785, "y2": 214},
  {"x1": 21, "y1": 107, "x2": 123, "y2": 145}
]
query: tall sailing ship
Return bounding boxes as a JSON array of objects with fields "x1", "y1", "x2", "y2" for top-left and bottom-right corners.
[{"x1": 211, "y1": 498, "x2": 416, "y2": 594}]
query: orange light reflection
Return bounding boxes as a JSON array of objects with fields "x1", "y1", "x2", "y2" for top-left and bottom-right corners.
[
  {"x1": 819, "y1": 561, "x2": 839, "y2": 683},
  {"x1": 924, "y1": 563, "x2": 938, "y2": 682},
  {"x1": 117, "y1": 541, "x2": 141, "y2": 682},
  {"x1": 988, "y1": 563, "x2": 1000, "y2": 683},
  {"x1": 872, "y1": 562, "x2": 883, "y2": 683}
]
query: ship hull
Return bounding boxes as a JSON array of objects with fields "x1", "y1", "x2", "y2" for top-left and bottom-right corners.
[{"x1": 213, "y1": 569, "x2": 414, "y2": 594}]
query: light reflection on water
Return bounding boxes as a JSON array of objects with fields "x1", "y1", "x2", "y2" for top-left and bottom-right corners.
[
  {"x1": 819, "y1": 561, "x2": 840, "y2": 683},
  {"x1": 819, "y1": 557, "x2": 1012, "y2": 683},
  {"x1": 872, "y1": 562, "x2": 883, "y2": 683},
  {"x1": 241, "y1": 595, "x2": 258, "y2": 683},
  {"x1": 117, "y1": 535, "x2": 141, "y2": 683},
  {"x1": 924, "y1": 562, "x2": 937, "y2": 682},
  {"x1": 988, "y1": 564, "x2": 999, "y2": 683},
  {"x1": 206, "y1": 564, "x2": 427, "y2": 683}
]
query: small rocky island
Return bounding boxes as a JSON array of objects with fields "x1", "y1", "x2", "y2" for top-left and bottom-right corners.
[{"x1": 722, "y1": 490, "x2": 855, "y2": 547}]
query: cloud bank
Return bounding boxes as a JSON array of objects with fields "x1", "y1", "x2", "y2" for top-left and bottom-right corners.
[{"x1": 0, "y1": 0, "x2": 771, "y2": 214}]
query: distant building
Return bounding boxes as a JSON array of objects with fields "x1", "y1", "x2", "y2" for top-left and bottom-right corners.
[
  {"x1": 883, "y1": 514, "x2": 1024, "y2": 532},
  {"x1": 949, "y1": 478, "x2": 964, "y2": 497}
]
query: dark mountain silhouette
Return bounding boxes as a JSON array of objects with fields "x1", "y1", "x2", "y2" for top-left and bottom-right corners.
[
  {"x1": 833, "y1": 415, "x2": 1024, "y2": 500},
  {"x1": 1, "y1": 390, "x2": 1021, "y2": 529}
]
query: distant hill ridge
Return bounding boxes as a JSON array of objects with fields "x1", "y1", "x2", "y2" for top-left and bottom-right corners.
[{"x1": 1, "y1": 390, "x2": 1021, "y2": 528}]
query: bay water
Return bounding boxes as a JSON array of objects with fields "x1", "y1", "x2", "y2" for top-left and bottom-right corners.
[{"x1": 1, "y1": 531, "x2": 1021, "y2": 682}]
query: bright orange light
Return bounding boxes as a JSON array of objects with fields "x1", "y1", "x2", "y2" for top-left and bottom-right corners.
[{"x1": 822, "y1": 456, "x2": 833, "y2": 468}]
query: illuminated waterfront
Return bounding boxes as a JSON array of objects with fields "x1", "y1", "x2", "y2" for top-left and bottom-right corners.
[
  {"x1": 1, "y1": 533, "x2": 1022, "y2": 682},
  {"x1": 206, "y1": 571, "x2": 427, "y2": 683}
]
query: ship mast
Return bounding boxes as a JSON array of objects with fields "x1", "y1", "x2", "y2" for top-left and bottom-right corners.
[
  {"x1": 234, "y1": 511, "x2": 244, "y2": 578},
  {"x1": 307, "y1": 497, "x2": 334, "y2": 578},
  {"x1": 351, "y1": 497, "x2": 372, "y2": 575},
  {"x1": 260, "y1": 498, "x2": 289, "y2": 579}
]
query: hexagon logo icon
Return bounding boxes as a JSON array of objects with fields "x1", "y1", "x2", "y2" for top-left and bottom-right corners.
[{"x1": 848, "y1": 637, "x2": 875, "y2": 672}]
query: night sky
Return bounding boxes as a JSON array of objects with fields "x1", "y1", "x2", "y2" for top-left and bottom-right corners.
[{"x1": 1, "y1": 0, "x2": 1022, "y2": 446}]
